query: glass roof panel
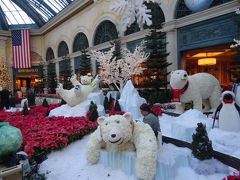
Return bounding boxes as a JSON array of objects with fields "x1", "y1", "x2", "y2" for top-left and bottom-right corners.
[
  {"x1": 0, "y1": 0, "x2": 35, "y2": 25},
  {"x1": 0, "y1": 0, "x2": 75, "y2": 27}
]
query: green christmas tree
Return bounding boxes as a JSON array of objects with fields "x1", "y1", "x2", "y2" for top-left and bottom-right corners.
[
  {"x1": 143, "y1": 26, "x2": 171, "y2": 88},
  {"x1": 114, "y1": 99, "x2": 122, "y2": 111},
  {"x1": 42, "y1": 98, "x2": 49, "y2": 107},
  {"x1": 47, "y1": 62, "x2": 57, "y2": 94},
  {"x1": 21, "y1": 102, "x2": 29, "y2": 116},
  {"x1": 88, "y1": 101, "x2": 99, "y2": 122},
  {"x1": 60, "y1": 56, "x2": 72, "y2": 90},
  {"x1": 192, "y1": 123, "x2": 214, "y2": 160},
  {"x1": 78, "y1": 49, "x2": 92, "y2": 75},
  {"x1": 110, "y1": 38, "x2": 122, "y2": 61},
  {"x1": 103, "y1": 96, "x2": 110, "y2": 113}
]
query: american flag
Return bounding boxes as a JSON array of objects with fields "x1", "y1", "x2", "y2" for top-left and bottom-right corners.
[{"x1": 11, "y1": 29, "x2": 32, "y2": 69}]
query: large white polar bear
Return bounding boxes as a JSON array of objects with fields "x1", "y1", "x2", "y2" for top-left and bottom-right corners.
[
  {"x1": 170, "y1": 70, "x2": 221, "y2": 114},
  {"x1": 56, "y1": 74, "x2": 99, "y2": 107},
  {"x1": 86, "y1": 112, "x2": 158, "y2": 180}
]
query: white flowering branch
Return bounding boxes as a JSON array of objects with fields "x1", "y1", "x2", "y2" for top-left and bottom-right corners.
[{"x1": 91, "y1": 42, "x2": 148, "y2": 93}]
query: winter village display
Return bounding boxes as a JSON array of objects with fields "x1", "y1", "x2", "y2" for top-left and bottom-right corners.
[
  {"x1": 170, "y1": 70, "x2": 221, "y2": 114},
  {"x1": 1, "y1": 3, "x2": 240, "y2": 180}
]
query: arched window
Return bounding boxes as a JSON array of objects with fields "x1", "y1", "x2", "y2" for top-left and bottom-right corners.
[
  {"x1": 125, "y1": 2, "x2": 165, "y2": 35},
  {"x1": 175, "y1": 0, "x2": 234, "y2": 19},
  {"x1": 58, "y1": 41, "x2": 69, "y2": 57},
  {"x1": 73, "y1": 32, "x2": 89, "y2": 52},
  {"x1": 46, "y1": 47, "x2": 54, "y2": 61},
  {"x1": 94, "y1": 20, "x2": 118, "y2": 46}
]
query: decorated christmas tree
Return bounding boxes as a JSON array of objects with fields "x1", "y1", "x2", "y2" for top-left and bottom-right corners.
[
  {"x1": 78, "y1": 49, "x2": 92, "y2": 75},
  {"x1": 0, "y1": 60, "x2": 11, "y2": 89},
  {"x1": 192, "y1": 123, "x2": 214, "y2": 160}
]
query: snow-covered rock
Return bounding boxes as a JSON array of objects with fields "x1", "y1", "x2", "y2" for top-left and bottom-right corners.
[{"x1": 119, "y1": 80, "x2": 146, "y2": 120}]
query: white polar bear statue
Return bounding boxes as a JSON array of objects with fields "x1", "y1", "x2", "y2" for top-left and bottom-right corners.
[
  {"x1": 86, "y1": 112, "x2": 158, "y2": 180},
  {"x1": 170, "y1": 70, "x2": 221, "y2": 114},
  {"x1": 56, "y1": 74, "x2": 99, "y2": 107},
  {"x1": 80, "y1": 76, "x2": 93, "y2": 85}
]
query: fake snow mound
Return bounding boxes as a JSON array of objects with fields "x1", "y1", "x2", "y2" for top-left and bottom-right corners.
[
  {"x1": 119, "y1": 80, "x2": 146, "y2": 120},
  {"x1": 49, "y1": 91, "x2": 105, "y2": 117},
  {"x1": 39, "y1": 135, "x2": 228, "y2": 180},
  {"x1": 160, "y1": 109, "x2": 240, "y2": 159}
]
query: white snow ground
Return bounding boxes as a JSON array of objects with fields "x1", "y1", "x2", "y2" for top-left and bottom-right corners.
[
  {"x1": 39, "y1": 135, "x2": 228, "y2": 180},
  {"x1": 38, "y1": 108, "x2": 240, "y2": 180}
]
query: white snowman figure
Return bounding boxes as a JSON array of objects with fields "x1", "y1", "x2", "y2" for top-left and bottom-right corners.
[
  {"x1": 232, "y1": 78, "x2": 240, "y2": 107},
  {"x1": 214, "y1": 91, "x2": 240, "y2": 132}
]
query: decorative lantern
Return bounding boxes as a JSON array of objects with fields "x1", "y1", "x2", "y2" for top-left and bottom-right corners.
[{"x1": 184, "y1": 0, "x2": 213, "y2": 12}]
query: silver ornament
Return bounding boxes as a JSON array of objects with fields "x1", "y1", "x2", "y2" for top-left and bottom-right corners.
[{"x1": 184, "y1": 0, "x2": 213, "y2": 12}]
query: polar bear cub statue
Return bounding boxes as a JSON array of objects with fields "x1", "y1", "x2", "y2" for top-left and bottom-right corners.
[
  {"x1": 80, "y1": 76, "x2": 93, "y2": 85},
  {"x1": 56, "y1": 74, "x2": 99, "y2": 107},
  {"x1": 170, "y1": 70, "x2": 221, "y2": 114},
  {"x1": 86, "y1": 112, "x2": 158, "y2": 180}
]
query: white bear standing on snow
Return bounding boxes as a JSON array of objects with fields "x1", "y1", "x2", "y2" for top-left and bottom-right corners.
[
  {"x1": 86, "y1": 112, "x2": 158, "y2": 180},
  {"x1": 170, "y1": 70, "x2": 221, "y2": 114},
  {"x1": 56, "y1": 74, "x2": 99, "y2": 107}
]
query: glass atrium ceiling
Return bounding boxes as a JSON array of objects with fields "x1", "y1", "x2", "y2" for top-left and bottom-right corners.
[{"x1": 0, "y1": 0, "x2": 75, "y2": 30}]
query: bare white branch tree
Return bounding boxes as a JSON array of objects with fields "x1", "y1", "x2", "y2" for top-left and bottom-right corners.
[{"x1": 91, "y1": 42, "x2": 149, "y2": 93}]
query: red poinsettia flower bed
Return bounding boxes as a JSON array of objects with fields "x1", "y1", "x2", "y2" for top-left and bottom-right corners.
[{"x1": 0, "y1": 104, "x2": 98, "y2": 157}]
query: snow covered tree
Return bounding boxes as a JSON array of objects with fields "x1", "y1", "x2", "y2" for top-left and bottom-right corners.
[
  {"x1": 0, "y1": 60, "x2": 11, "y2": 89},
  {"x1": 91, "y1": 42, "x2": 149, "y2": 93},
  {"x1": 78, "y1": 49, "x2": 92, "y2": 75},
  {"x1": 192, "y1": 123, "x2": 214, "y2": 160}
]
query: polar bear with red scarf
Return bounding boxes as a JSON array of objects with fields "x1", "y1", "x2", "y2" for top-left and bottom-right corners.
[
  {"x1": 86, "y1": 112, "x2": 158, "y2": 180},
  {"x1": 170, "y1": 70, "x2": 221, "y2": 114}
]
